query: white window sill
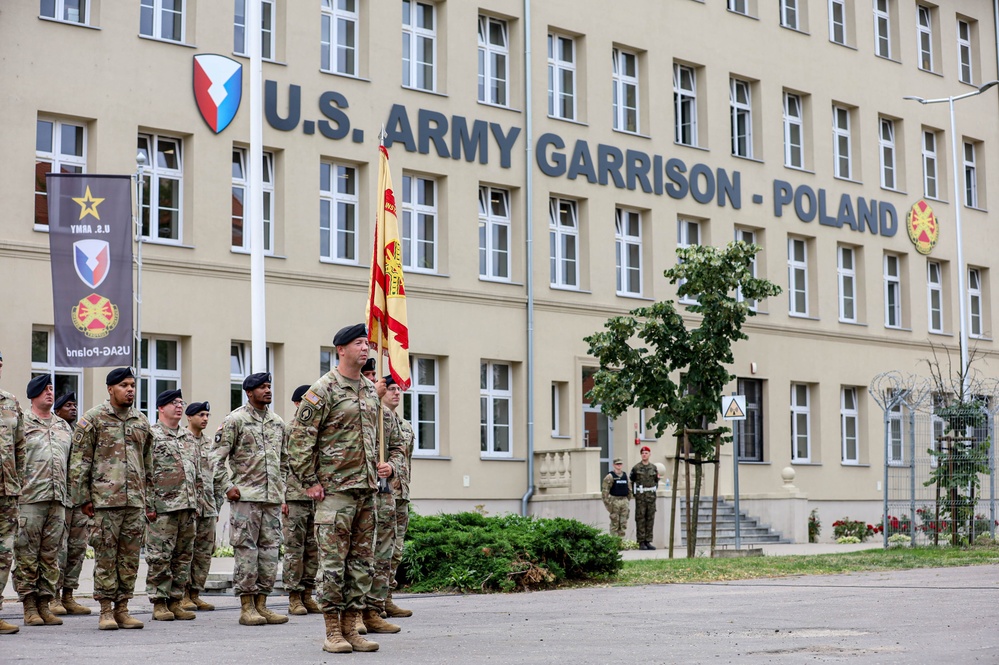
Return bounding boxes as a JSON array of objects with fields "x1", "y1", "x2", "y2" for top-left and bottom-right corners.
[
  {"x1": 39, "y1": 16, "x2": 100, "y2": 30},
  {"x1": 319, "y1": 257, "x2": 364, "y2": 268},
  {"x1": 231, "y1": 248, "x2": 283, "y2": 259},
  {"x1": 477, "y1": 101, "x2": 521, "y2": 114},
  {"x1": 413, "y1": 455, "x2": 450, "y2": 460},
  {"x1": 401, "y1": 86, "x2": 448, "y2": 98},
  {"x1": 481, "y1": 456, "x2": 525, "y2": 462},
  {"x1": 140, "y1": 238, "x2": 194, "y2": 249},
  {"x1": 549, "y1": 284, "x2": 592, "y2": 294},
  {"x1": 320, "y1": 70, "x2": 370, "y2": 82},
  {"x1": 138, "y1": 35, "x2": 196, "y2": 49},
  {"x1": 547, "y1": 115, "x2": 588, "y2": 127}
]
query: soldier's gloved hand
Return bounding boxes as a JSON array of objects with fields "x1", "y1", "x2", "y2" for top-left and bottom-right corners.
[{"x1": 226, "y1": 487, "x2": 241, "y2": 502}]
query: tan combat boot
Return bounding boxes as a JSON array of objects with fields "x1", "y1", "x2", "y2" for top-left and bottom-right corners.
[
  {"x1": 97, "y1": 599, "x2": 118, "y2": 631},
  {"x1": 355, "y1": 612, "x2": 367, "y2": 634},
  {"x1": 168, "y1": 599, "x2": 196, "y2": 620},
  {"x1": 362, "y1": 607, "x2": 400, "y2": 633},
  {"x1": 49, "y1": 594, "x2": 68, "y2": 616},
  {"x1": 384, "y1": 593, "x2": 413, "y2": 618},
  {"x1": 238, "y1": 594, "x2": 266, "y2": 626},
  {"x1": 301, "y1": 587, "x2": 322, "y2": 614},
  {"x1": 287, "y1": 591, "x2": 307, "y2": 616},
  {"x1": 152, "y1": 600, "x2": 175, "y2": 621},
  {"x1": 0, "y1": 618, "x2": 18, "y2": 634},
  {"x1": 341, "y1": 610, "x2": 379, "y2": 651},
  {"x1": 61, "y1": 589, "x2": 92, "y2": 615},
  {"x1": 22, "y1": 594, "x2": 44, "y2": 626},
  {"x1": 180, "y1": 590, "x2": 197, "y2": 611},
  {"x1": 189, "y1": 590, "x2": 215, "y2": 611},
  {"x1": 113, "y1": 599, "x2": 144, "y2": 629},
  {"x1": 35, "y1": 596, "x2": 63, "y2": 625},
  {"x1": 254, "y1": 593, "x2": 288, "y2": 624},
  {"x1": 322, "y1": 612, "x2": 352, "y2": 653}
]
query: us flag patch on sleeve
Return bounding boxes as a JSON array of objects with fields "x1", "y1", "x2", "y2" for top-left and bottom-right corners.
[{"x1": 303, "y1": 390, "x2": 321, "y2": 405}]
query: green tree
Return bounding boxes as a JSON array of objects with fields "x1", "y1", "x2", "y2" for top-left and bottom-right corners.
[{"x1": 584, "y1": 242, "x2": 781, "y2": 556}]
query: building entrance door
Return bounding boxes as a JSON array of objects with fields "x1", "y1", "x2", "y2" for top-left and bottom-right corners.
[{"x1": 582, "y1": 367, "x2": 613, "y2": 478}]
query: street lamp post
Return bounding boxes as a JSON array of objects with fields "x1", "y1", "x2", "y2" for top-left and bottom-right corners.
[{"x1": 904, "y1": 80, "x2": 999, "y2": 398}]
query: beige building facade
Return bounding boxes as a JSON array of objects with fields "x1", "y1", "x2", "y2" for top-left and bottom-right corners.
[{"x1": 3, "y1": 0, "x2": 999, "y2": 544}]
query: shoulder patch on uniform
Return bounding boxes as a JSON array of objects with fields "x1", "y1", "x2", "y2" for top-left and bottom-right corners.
[
  {"x1": 298, "y1": 406, "x2": 314, "y2": 422},
  {"x1": 302, "y1": 390, "x2": 321, "y2": 406},
  {"x1": 214, "y1": 430, "x2": 223, "y2": 443},
  {"x1": 77, "y1": 417, "x2": 90, "y2": 430}
]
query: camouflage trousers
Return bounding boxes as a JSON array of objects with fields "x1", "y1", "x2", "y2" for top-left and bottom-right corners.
[
  {"x1": 604, "y1": 496, "x2": 630, "y2": 538},
  {"x1": 281, "y1": 501, "x2": 318, "y2": 592},
  {"x1": 14, "y1": 501, "x2": 66, "y2": 601},
  {"x1": 635, "y1": 494, "x2": 657, "y2": 544},
  {"x1": 145, "y1": 509, "x2": 196, "y2": 602},
  {"x1": 389, "y1": 498, "x2": 410, "y2": 591},
  {"x1": 57, "y1": 505, "x2": 93, "y2": 590},
  {"x1": 315, "y1": 489, "x2": 375, "y2": 613},
  {"x1": 229, "y1": 501, "x2": 281, "y2": 596},
  {"x1": 92, "y1": 506, "x2": 145, "y2": 602},
  {"x1": 188, "y1": 515, "x2": 216, "y2": 593},
  {"x1": 0, "y1": 496, "x2": 15, "y2": 605},
  {"x1": 365, "y1": 490, "x2": 396, "y2": 609}
]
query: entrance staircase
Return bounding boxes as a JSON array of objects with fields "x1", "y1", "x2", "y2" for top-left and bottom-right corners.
[{"x1": 679, "y1": 497, "x2": 789, "y2": 547}]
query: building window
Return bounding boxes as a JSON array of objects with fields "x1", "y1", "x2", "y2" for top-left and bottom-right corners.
[
  {"x1": 547, "y1": 33, "x2": 576, "y2": 120},
  {"x1": 884, "y1": 253, "x2": 902, "y2": 329},
  {"x1": 968, "y1": 268, "x2": 984, "y2": 338},
  {"x1": 478, "y1": 185, "x2": 511, "y2": 281},
  {"x1": 140, "y1": 0, "x2": 185, "y2": 42},
  {"x1": 321, "y1": 0, "x2": 359, "y2": 76},
  {"x1": 549, "y1": 197, "x2": 579, "y2": 289},
  {"x1": 887, "y1": 397, "x2": 904, "y2": 465},
  {"x1": 788, "y1": 237, "x2": 809, "y2": 316},
  {"x1": 780, "y1": 0, "x2": 800, "y2": 30},
  {"x1": 783, "y1": 92, "x2": 804, "y2": 169},
  {"x1": 838, "y1": 245, "x2": 857, "y2": 323},
  {"x1": 231, "y1": 148, "x2": 274, "y2": 254},
  {"x1": 927, "y1": 260, "x2": 944, "y2": 334},
  {"x1": 735, "y1": 227, "x2": 758, "y2": 310},
  {"x1": 673, "y1": 63, "x2": 697, "y2": 146},
  {"x1": 402, "y1": 0, "x2": 436, "y2": 92},
  {"x1": 612, "y1": 48, "x2": 639, "y2": 133},
  {"x1": 615, "y1": 208, "x2": 642, "y2": 296},
  {"x1": 401, "y1": 174, "x2": 438, "y2": 273},
  {"x1": 319, "y1": 161, "x2": 359, "y2": 263},
  {"x1": 832, "y1": 105, "x2": 852, "y2": 179},
  {"x1": 917, "y1": 5, "x2": 934, "y2": 71},
  {"x1": 478, "y1": 15, "x2": 509, "y2": 106},
  {"x1": 551, "y1": 382, "x2": 564, "y2": 436},
  {"x1": 730, "y1": 78, "x2": 752, "y2": 158},
  {"x1": 229, "y1": 341, "x2": 272, "y2": 411},
  {"x1": 922, "y1": 130, "x2": 939, "y2": 199},
  {"x1": 879, "y1": 117, "x2": 897, "y2": 190},
  {"x1": 957, "y1": 19, "x2": 973, "y2": 84},
  {"x1": 234, "y1": 0, "x2": 275, "y2": 60},
  {"x1": 140, "y1": 337, "x2": 181, "y2": 421},
  {"x1": 35, "y1": 117, "x2": 86, "y2": 229},
  {"x1": 480, "y1": 361, "x2": 512, "y2": 457},
  {"x1": 735, "y1": 378, "x2": 763, "y2": 461},
  {"x1": 841, "y1": 387, "x2": 860, "y2": 464},
  {"x1": 404, "y1": 356, "x2": 439, "y2": 456},
  {"x1": 728, "y1": 0, "x2": 749, "y2": 14},
  {"x1": 30, "y1": 329, "x2": 83, "y2": 405},
  {"x1": 677, "y1": 218, "x2": 701, "y2": 304},
  {"x1": 963, "y1": 141, "x2": 978, "y2": 208},
  {"x1": 138, "y1": 133, "x2": 182, "y2": 242},
  {"x1": 828, "y1": 0, "x2": 846, "y2": 45},
  {"x1": 40, "y1": 0, "x2": 89, "y2": 24},
  {"x1": 790, "y1": 383, "x2": 811, "y2": 463},
  {"x1": 873, "y1": 0, "x2": 891, "y2": 58},
  {"x1": 320, "y1": 347, "x2": 334, "y2": 375}
]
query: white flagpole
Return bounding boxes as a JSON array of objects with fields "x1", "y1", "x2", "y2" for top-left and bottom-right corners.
[
  {"x1": 134, "y1": 151, "x2": 146, "y2": 371},
  {"x1": 248, "y1": 0, "x2": 267, "y2": 374}
]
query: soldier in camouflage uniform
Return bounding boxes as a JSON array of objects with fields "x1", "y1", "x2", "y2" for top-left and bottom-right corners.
[
  {"x1": 0, "y1": 352, "x2": 26, "y2": 636},
  {"x1": 386, "y1": 394, "x2": 414, "y2": 619},
  {"x1": 144, "y1": 390, "x2": 200, "y2": 622},
  {"x1": 601, "y1": 458, "x2": 632, "y2": 539},
  {"x1": 68, "y1": 367, "x2": 153, "y2": 630},
  {"x1": 14, "y1": 375, "x2": 71, "y2": 627},
  {"x1": 286, "y1": 323, "x2": 404, "y2": 654},
  {"x1": 213, "y1": 372, "x2": 288, "y2": 626},
  {"x1": 281, "y1": 385, "x2": 321, "y2": 616},
  {"x1": 630, "y1": 446, "x2": 660, "y2": 550}
]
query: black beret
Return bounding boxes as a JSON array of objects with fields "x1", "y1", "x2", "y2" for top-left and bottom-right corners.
[
  {"x1": 156, "y1": 389, "x2": 183, "y2": 408},
  {"x1": 27, "y1": 374, "x2": 52, "y2": 399},
  {"x1": 106, "y1": 367, "x2": 135, "y2": 385},
  {"x1": 185, "y1": 401, "x2": 210, "y2": 416},
  {"x1": 291, "y1": 384, "x2": 310, "y2": 403},
  {"x1": 54, "y1": 392, "x2": 77, "y2": 411},
  {"x1": 383, "y1": 374, "x2": 396, "y2": 387},
  {"x1": 361, "y1": 358, "x2": 376, "y2": 374},
  {"x1": 333, "y1": 323, "x2": 367, "y2": 347},
  {"x1": 242, "y1": 372, "x2": 271, "y2": 391}
]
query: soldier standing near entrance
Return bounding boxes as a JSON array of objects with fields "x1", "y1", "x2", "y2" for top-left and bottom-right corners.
[
  {"x1": 385, "y1": 377, "x2": 414, "y2": 620},
  {"x1": 282, "y1": 384, "x2": 321, "y2": 616},
  {"x1": 68, "y1": 367, "x2": 152, "y2": 630},
  {"x1": 0, "y1": 351, "x2": 25, "y2": 636},
  {"x1": 601, "y1": 458, "x2": 632, "y2": 539},
  {"x1": 630, "y1": 446, "x2": 660, "y2": 550}
]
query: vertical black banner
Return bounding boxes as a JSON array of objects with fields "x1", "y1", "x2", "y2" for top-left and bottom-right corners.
[{"x1": 47, "y1": 174, "x2": 133, "y2": 367}]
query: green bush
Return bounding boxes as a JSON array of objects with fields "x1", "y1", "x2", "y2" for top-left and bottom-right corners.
[{"x1": 400, "y1": 512, "x2": 622, "y2": 593}]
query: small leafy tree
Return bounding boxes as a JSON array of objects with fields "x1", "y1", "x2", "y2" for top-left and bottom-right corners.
[{"x1": 585, "y1": 242, "x2": 781, "y2": 556}]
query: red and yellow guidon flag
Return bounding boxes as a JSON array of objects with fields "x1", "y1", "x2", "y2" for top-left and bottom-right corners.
[{"x1": 366, "y1": 145, "x2": 411, "y2": 389}]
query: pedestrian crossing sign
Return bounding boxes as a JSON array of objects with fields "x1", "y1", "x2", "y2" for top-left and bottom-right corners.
[{"x1": 721, "y1": 395, "x2": 747, "y2": 420}]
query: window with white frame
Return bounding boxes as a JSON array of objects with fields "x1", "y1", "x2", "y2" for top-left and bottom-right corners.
[
  {"x1": 404, "y1": 356, "x2": 439, "y2": 456},
  {"x1": 478, "y1": 185, "x2": 511, "y2": 281},
  {"x1": 832, "y1": 105, "x2": 852, "y2": 179},
  {"x1": 917, "y1": 5, "x2": 934, "y2": 71},
  {"x1": 788, "y1": 237, "x2": 809, "y2": 316},
  {"x1": 549, "y1": 197, "x2": 579, "y2": 288},
  {"x1": 615, "y1": 208, "x2": 642, "y2": 296},
  {"x1": 140, "y1": 0, "x2": 185, "y2": 42},
  {"x1": 673, "y1": 63, "x2": 697, "y2": 146},
  {"x1": 677, "y1": 218, "x2": 701, "y2": 304},
  {"x1": 321, "y1": 0, "x2": 359, "y2": 76},
  {"x1": 480, "y1": 361, "x2": 512, "y2": 457},
  {"x1": 140, "y1": 337, "x2": 181, "y2": 422},
  {"x1": 402, "y1": 0, "x2": 436, "y2": 92},
  {"x1": 612, "y1": 48, "x2": 639, "y2": 133},
  {"x1": 884, "y1": 253, "x2": 902, "y2": 328},
  {"x1": 401, "y1": 174, "x2": 438, "y2": 272},
  {"x1": 873, "y1": 0, "x2": 891, "y2": 58},
  {"x1": 879, "y1": 117, "x2": 896, "y2": 190},
  {"x1": 838, "y1": 245, "x2": 857, "y2": 323},
  {"x1": 30, "y1": 329, "x2": 84, "y2": 406},
  {"x1": 730, "y1": 78, "x2": 752, "y2": 158},
  {"x1": 234, "y1": 0, "x2": 275, "y2": 60},
  {"x1": 320, "y1": 161, "x2": 359, "y2": 263},
  {"x1": 547, "y1": 33, "x2": 576, "y2": 120},
  {"x1": 231, "y1": 148, "x2": 274, "y2": 254},
  {"x1": 780, "y1": 0, "x2": 800, "y2": 30},
  {"x1": 35, "y1": 117, "x2": 86, "y2": 229},
  {"x1": 828, "y1": 0, "x2": 846, "y2": 44},
  {"x1": 783, "y1": 92, "x2": 804, "y2": 169},
  {"x1": 927, "y1": 260, "x2": 944, "y2": 333},
  {"x1": 735, "y1": 227, "x2": 757, "y2": 309},
  {"x1": 790, "y1": 383, "x2": 811, "y2": 462},
  {"x1": 957, "y1": 19, "x2": 973, "y2": 84},
  {"x1": 138, "y1": 133, "x2": 182, "y2": 242},
  {"x1": 887, "y1": 396, "x2": 904, "y2": 465},
  {"x1": 41, "y1": 0, "x2": 90, "y2": 24},
  {"x1": 963, "y1": 141, "x2": 978, "y2": 207},
  {"x1": 551, "y1": 382, "x2": 562, "y2": 436},
  {"x1": 735, "y1": 378, "x2": 764, "y2": 461},
  {"x1": 229, "y1": 341, "x2": 272, "y2": 412},
  {"x1": 320, "y1": 347, "x2": 334, "y2": 375},
  {"x1": 922, "y1": 130, "x2": 939, "y2": 199},
  {"x1": 969, "y1": 268, "x2": 984, "y2": 338},
  {"x1": 478, "y1": 15, "x2": 509, "y2": 106},
  {"x1": 841, "y1": 386, "x2": 860, "y2": 464},
  {"x1": 728, "y1": 0, "x2": 748, "y2": 14}
]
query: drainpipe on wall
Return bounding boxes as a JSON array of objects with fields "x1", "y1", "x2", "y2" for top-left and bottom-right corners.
[{"x1": 520, "y1": 0, "x2": 536, "y2": 517}]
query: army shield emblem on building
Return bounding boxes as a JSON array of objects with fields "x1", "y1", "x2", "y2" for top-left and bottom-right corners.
[
  {"x1": 906, "y1": 199, "x2": 939, "y2": 255},
  {"x1": 193, "y1": 54, "x2": 243, "y2": 134},
  {"x1": 73, "y1": 239, "x2": 111, "y2": 289}
]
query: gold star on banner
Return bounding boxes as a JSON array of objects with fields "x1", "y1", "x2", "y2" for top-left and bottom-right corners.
[{"x1": 73, "y1": 186, "x2": 105, "y2": 221}]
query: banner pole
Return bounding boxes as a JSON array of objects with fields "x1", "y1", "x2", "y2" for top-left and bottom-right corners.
[
  {"x1": 248, "y1": 0, "x2": 267, "y2": 374},
  {"x1": 134, "y1": 152, "x2": 146, "y2": 370}
]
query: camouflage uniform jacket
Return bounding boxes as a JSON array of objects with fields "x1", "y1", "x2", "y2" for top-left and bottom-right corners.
[
  {"x1": 630, "y1": 461, "x2": 660, "y2": 493},
  {"x1": 387, "y1": 411, "x2": 414, "y2": 501},
  {"x1": 281, "y1": 423, "x2": 313, "y2": 502},
  {"x1": 0, "y1": 389, "x2": 26, "y2": 497},
  {"x1": 192, "y1": 430, "x2": 226, "y2": 517},
  {"x1": 213, "y1": 405, "x2": 286, "y2": 504},
  {"x1": 145, "y1": 422, "x2": 199, "y2": 515},
  {"x1": 69, "y1": 401, "x2": 153, "y2": 509},
  {"x1": 601, "y1": 470, "x2": 632, "y2": 503},
  {"x1": 19, "y1": 411, "x2": 72, "y2": 506}
]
